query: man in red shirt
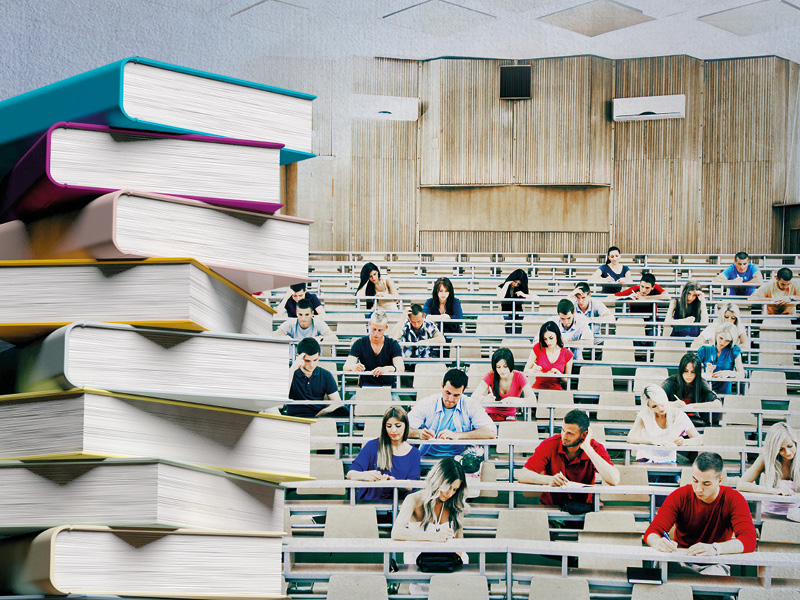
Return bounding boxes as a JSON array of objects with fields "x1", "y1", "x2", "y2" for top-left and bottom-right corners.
[
  {"x1": 517, "y1": 409, "x2": 620, "y2": 512},
  {"x1": 644, "y1": 453, "x2": 756, "y2": 566}
]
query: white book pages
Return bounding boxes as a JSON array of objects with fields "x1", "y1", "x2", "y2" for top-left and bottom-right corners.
[
  {"x1": 0, "y1": 461, "x2": 284, "y2": 533},
  {"x1": 0, "y1": 528, "x2": 282, "y2": 597},
  {"x1": 0, "y1": 262, "x2": 272, "y2": 338},
  {"x1": 49, "y1": 127, "x2": 280, "y2": 203},
  {"x1": 0, "y1": 393, "x2": 310, "y2": 478},
  {"x1": 115, "y1": 193, "x2": 310, "y2": 276},
  {"x1": 123, "y1": 62, "x2": 313, "y2": 153}
]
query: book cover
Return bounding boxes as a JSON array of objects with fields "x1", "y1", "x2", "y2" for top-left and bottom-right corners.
[
  {"x1": 0, "y1": 190, "x2": 311, "y2": 293},
  {"x1": 0, "y1": 458, "x2": 285, "y2": 533},
  {"x1": 0, "y1": 122, "x2": 285, "y2": 222},
  {"x1": 0, "y1": 259, "x2": 275, "y2": 343},
  {"x1": 0, "y1": 526, "x2": 285, "y2": 598},
  {"x1": 0, "y1": 56, "x2": 315, "y2": 174},
  {"x1": 0, "y1": 388, "x2": 312, "y2": 482},
  {"x1": 15, "y1": 322, "x2": 291, "y2": 408}
]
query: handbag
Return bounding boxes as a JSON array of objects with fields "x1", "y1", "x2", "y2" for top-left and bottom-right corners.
[{"x1": 415, "y1": 552, "x2": 463, "y2": 573}]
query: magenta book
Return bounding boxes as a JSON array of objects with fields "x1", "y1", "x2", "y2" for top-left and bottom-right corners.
[{"x1": 0, "y1": 122, "x2": 285, "y2": 222}]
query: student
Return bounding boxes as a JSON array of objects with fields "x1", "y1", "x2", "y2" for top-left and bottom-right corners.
[
  {"x1": 276, "y1": 282, "x2": 325, "y2": 318},
  {"x1": 664, "y1": 280, "x2": 708, "y2": 338},
  {"x1": 645, "y1": 453, "x2": 757, "y2": 571},
  {"x1": 695, "y1": 322, "x2": 744, "y2": 395},
  {"x1": 589, "y1": 246, "x2": 633, "y2": 294},
  {"x1": 749, "y1": 267, "x2": 800, "y2": 316},
  {"x1": 347, "y1": 407, "x2": 421, "y2": 503},
  {"x1": 343, "y1": 310, "x2": 404, "y2": 387},
  {"x1": 737, "y1": 422, "x2": 800, "y2": 521},
  {"x1": 691, "y1": 302, "x2": 749, "y2": 350},
  {"x1": 472, "y1": 347, "x2": 535, "y2": 422},
  {"x1": 408, "y1": 368, "x2": 496, "y2": 458},
  {"x1": 662, "y1": 353, "x2": 722, "y2": 426},
  {"x1": 615, "y1": 272, "x2": 671, "y2": 326},
  {"x1": 523, "y1": 321, "x2": 574, "y2": 390},
  {"x1": 274, "y1": 298, "x2": 338, "y2": 343},
  {"x1": 497, "y1": 268, "x2": 533, "y2": 333},
  {"x1": 566, "y1": 282, "x2": 614, "y2": 335},
  {"x1": 555, "y1": 299, "x2": 593, "y2": 347},
  {"x1": 423, "y1": 277, "x2": 463, "y2": 335},
  {"x1": 284, "y1": 337, "x2": 347, "y2": 418},
  {"x1": 712, "y1": 252, "x2": 763, "y2": 296},
  {"x1": 356, "y1": 262, "x2": 399, "y2": 311},
  {"x1": 388, "y1": 304, "x2": 446, "y2": 364},
  {"x1": 626, "y1": 385, "x2": 702, "y2": 464},
  {"x1": 517, "y1": 409, "x2": 620, "y2": 513}
]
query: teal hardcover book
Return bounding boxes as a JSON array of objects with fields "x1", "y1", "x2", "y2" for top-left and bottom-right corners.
[{"x1": 0, "y1": 56, "x2": 315, "y2": 174}]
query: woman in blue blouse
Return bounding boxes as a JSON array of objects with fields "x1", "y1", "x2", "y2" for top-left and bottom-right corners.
[
  {"x1": 695, "y1": 322, "x2": 745, "y2": 395},
  {"x1": 423, "y1": 277, "x2": 463, "y2": 335},
  {"x1": 589, "y1": 246, "x2": 634, "y2": 294},
  {"x1": 347, "y1": 407, "x2": 421, "y2": 502}
]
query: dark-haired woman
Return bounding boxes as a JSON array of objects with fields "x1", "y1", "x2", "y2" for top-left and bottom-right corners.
[
  {"x1": 523, "y1": 321, "x2": 574, "y2": 390},
  {"x1": 472, "y1": 348, "x2": 535, "y2": 421},
  {"x1": 497, "y1": 268, "x2": 533, "y2": 334},
  {"x1": 661, "y1": 352, "x2": 721, "y2": 426},
  {"x1": 423, "y1": 277, "x2": 463, "y2": 336},
  {"x1": 589, "y1": 246, "x2": 633, "y2": 294},
  {"x1": 356, "y1": 262, "x2": 399, "y2": 311},
  {"x1": 664, "y1": 280, "x2": 708, "y2": 338},
  {"x1": 347, "y1": 406, "x2": 420, "y2": 502}
]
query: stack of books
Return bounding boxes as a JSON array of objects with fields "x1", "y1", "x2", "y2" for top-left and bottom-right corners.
[{"x1": 0, "y1": 57, "x2": 318, "y2": 599}]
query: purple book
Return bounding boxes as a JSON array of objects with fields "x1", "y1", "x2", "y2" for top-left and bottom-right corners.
[{"x1": 0, "y1": 122, "x2": 285, "y2": 222}]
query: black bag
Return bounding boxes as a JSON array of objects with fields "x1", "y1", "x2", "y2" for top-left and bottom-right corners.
[
  {"x1": 416, "y1": 552, "x2": 463, "y2": 573},
  {"x1": 561, "y1": 499, "x2": 594, "y2": 515}
]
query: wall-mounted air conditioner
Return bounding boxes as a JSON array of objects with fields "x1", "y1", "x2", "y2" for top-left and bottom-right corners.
[{"x1": 612, "y1": 94, "x2": 686, "y2": 122}]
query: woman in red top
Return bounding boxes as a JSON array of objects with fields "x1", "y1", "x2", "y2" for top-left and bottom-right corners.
[
  {"x1": 472, "y1": 347, "x2": 535, "y2": 422},
  {"x1": 524, "y1": 321, "x2": 574, "y2": 390}
]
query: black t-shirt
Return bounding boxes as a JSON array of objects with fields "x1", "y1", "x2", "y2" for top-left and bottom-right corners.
[
  {"x1": 349, "y1": 335, "x2": 402, "y2": 387},
  {"x1": 286, "y1": 366, "x2": 338, "y2": 417},
  {"x1": 285, "y1": 292, "x2": 322, "y2": 318}
]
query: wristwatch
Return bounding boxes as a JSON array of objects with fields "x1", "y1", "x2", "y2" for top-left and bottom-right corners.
[{"x1": 711, "y1": 542, "x2": 722, "y2": 555}]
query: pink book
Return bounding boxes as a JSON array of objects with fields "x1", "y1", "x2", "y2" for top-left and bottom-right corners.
[
  {"x1": 0, "y1": 122, "x2": 285, "y2": 223},
  {"x1": 0, "y1": 190, "x2": 311, "y2": 293}
]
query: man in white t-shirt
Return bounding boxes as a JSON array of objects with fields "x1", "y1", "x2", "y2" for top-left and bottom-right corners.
[
  {"x1": 275, "y1": 299, "x2": 338, "y2": 343},
  {"x1": 567, "y1": 282, "x2": 614, "y2": 335}
]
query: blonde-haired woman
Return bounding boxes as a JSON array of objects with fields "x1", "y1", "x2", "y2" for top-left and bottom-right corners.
[
  {"x1": 738, "y1": 422, "x2": 800, "y2": 520},
  {"x1": 347, "y1": 406, "x2": 420, "y2": 502},
  {"x1": 691, "y1": 302, "x2": 749, "y2": 350},
  {"x1": 392, "y1": 457, "x2": 467, "y2": 542},
  {"x1": 695, "y1": 322, "x2": 745, "y2": 395},
  {"x1": 627, "y1": 385, "x2": 702, "y2": 463}
]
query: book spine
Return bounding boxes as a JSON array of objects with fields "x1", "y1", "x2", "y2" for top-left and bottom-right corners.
[{"x1": 16, "y1": 325, "x2": 73, "y2": 393}]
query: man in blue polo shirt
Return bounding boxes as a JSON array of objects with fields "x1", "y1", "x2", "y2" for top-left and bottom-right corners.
[
  {"x1": 283, "y1": 337, "x2": 347, "y2": 418},
  {"x1": 713, "y1": 252, "x2": 763, "y2": 296},
  {"x1": 407, "y1": 369, "x2": 496, "y2": 457}
]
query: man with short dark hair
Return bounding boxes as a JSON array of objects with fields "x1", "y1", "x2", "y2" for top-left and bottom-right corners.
[
  {"x1": 518, "y1": 409, "x2": 620, "y2": 511},
  {"x1": 713, "y1": 252, "x2": 763, "y2": 296},
  {"x1": 644, "y1": 452, "x2": 756, "y2": 570},
  {"x1": 615, "y1": 273, "x2": 671, "y2": 336},
  {"x1": 343, "y1": 310, "x2": 404, "y2": 387},
  {"x1": 567, "y1": 282, "x2": 614, "y2": 335},
  {"x1": 749, "y1": 268, "x2": 800, "y2": 316},
  {"x1": 555, "y1": 298, "x2": 594, "y2": 346},
  {"x1": 276, "y1": 282, "x2": 325, "y2": 318},
  {"x1": 275, "y1": 298, "x2": 337, "y2": 342},
  {"x1": 284, "y1": 337, "x2": 347, "y2": 418},
  {"x1": 408, "y1": 368, "x2": 496, "y2": 457},
  {"x1": 388, "y1": 303, "x2": 446, "y2": 364}
]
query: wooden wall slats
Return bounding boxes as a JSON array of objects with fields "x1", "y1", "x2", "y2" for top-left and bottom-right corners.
[{"x1": 419, "y1": 231, "x2": 609, "y2": 254}]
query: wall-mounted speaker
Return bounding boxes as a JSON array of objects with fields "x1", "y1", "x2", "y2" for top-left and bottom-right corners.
[{"x1": 500, "y1": 65, "x2": 531, "y2": 100}]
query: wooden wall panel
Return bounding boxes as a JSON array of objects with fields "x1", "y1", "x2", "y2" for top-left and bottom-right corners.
[
  {"x1": 418, "y1": 186, "x2": 608, "y2": 232},
  {"x1": 348, "y1": 119, "x2": 417, "y2": 251},
  {"x1": 700, "y1": 57, "x2": 790, "y2": 253},
  {"x1": 613, "y1": 55, "x2": 703, "y2": 254},
  {"x1": 419, "y1": 231, "x2": 609, "y2": 254},
  {"x1": 420, "y1": 59, "x2": 515, "y2": 185},
  {"x1": 514, "y1": 56, "x2": 613, "y2": 185}
]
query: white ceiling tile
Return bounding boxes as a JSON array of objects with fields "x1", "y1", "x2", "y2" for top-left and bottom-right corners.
[
  {"x1": 383, "y1": 0, "x2": 496, "y2": 37},
  {"x1": 539, "y1": 0, "x2": 655, "y2": 37},
  {"x1": 699, "y1": 0, "x2": 800, "y2": 36}
]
